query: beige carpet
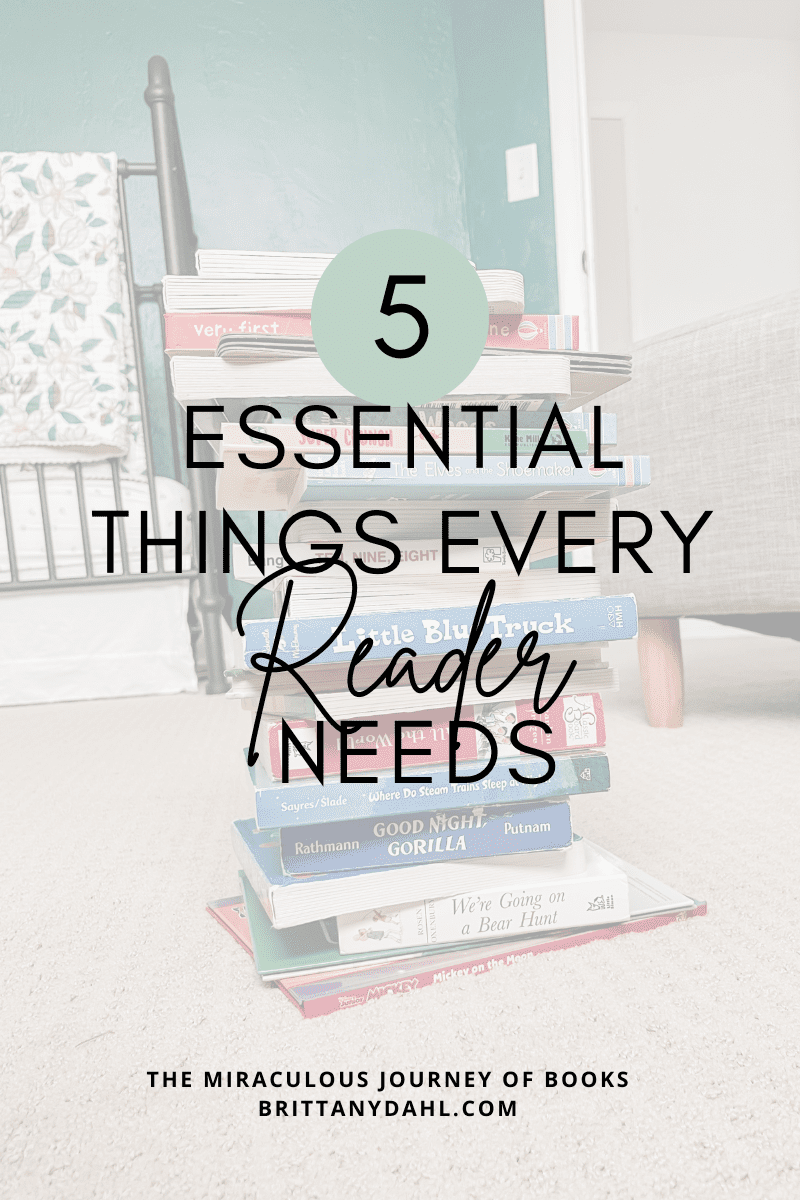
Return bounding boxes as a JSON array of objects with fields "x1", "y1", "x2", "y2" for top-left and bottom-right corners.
[{"x1": 2, "y1": 632, "x2": 799, "y2": 1199}]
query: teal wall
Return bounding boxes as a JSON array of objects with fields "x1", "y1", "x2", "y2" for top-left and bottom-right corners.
[
  {"x1": 1, "y1": 0, "x2": 557, "y2": 303},
  {"x1": 0, "y1": 0, "x2": 558, "y2": 616},
  {"x1": 0, "y1": 0, "x2": 472, "y2": 502},
  {"x1": 0, "y1": 0, "x2": 471, "y2": 275},
  {"x1": 451, "y1": 0, "x2": 559, "y2": 313}
]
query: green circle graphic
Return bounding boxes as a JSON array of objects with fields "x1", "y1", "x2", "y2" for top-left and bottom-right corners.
[{"x1": 311, "y1": 229, "x2": 488, "y2": 407}]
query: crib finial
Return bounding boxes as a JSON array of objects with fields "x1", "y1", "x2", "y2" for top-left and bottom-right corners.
[{"x1": 144, "y1": 56, "x2": 174, "y2": 108}]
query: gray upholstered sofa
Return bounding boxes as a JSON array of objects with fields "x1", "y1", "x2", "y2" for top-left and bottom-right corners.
[{"x1": 595, "y1": 290, "x2": 800, "y2": 725}]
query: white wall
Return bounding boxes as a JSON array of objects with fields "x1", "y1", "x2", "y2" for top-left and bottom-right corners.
[{"x1": 583, "y1": 22, "x2": 800, "y2": 342}]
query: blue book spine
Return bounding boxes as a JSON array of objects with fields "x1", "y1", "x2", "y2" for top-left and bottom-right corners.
[
  {"x1": 298, "y1": 454, "x2": 648, "y2": 497},
  {"x1": 244, "y1": 594, "x2": 638, "y2": 668},
  {"x1": 280, "y1": 800, "x2": 573, "y2": 874},
  {"x1": 253, "y1": 753, "x2": 610, "y2": 828}
]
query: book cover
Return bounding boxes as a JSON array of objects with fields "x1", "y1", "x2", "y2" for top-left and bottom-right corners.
[
  {"x1": 251, "y1": 752, "x2": 610, "y2": 830},
  {"x1": 335, "y1": 840, "x2": 630, "y2": 953},
  {"x1": 243, "y1": 594, "x2": 639, "y2": 668},
  {"x1": 280, "y1": 798, "x2": 573, "y2": 874},
  {"x1": 258, "y1": 693, "x2": 606, "y2": 782},
  {"x1": 206, "y1": 895, "x2": 254, "y2": 957},
  {"x1": 236, "y1": 871, "x2": 491, "y2": 982}
]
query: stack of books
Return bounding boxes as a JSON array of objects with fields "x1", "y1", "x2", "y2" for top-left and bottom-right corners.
[
  {"x1": 163, "y1": 250, "x2": 630, "y2": 428},
  {"x1": 162, "y1": 250, "x2": 706, "y2": 1016}
]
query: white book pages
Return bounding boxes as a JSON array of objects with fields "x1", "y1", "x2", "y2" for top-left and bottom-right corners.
[
  {"x1": 164, "y1": 267, "x2": 525, "y2": 314},
  {"x1": 169, "y1": 352, "x2": 571, "y2": 402}
]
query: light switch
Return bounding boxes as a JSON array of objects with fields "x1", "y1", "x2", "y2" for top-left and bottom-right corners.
[{"x1": 505, "y1": 143, "x2": 539, "y2": 203}]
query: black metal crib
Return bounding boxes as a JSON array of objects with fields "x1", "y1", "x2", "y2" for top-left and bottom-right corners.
[{"x1": 0, "y1": 56, "x2": 228, "y2": 694}]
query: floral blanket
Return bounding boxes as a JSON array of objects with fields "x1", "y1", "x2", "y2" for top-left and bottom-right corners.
[{"x1": 0, "y1": 152, "x2": 143, "y2": 468}]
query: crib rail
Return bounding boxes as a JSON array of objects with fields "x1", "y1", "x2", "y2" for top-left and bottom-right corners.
[{"x1": 0, "y1": 56, "x2": 228, "y2": 694}]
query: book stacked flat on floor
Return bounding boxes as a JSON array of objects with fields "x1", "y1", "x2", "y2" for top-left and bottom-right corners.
[
  {"x1": 168, "y1": 350, "x2": 630, "y2": 408},
  {"x1": 163, "y1": 312, "x2": 581, "y2": 356},
  {"x1": 221, "y1": 582, "x2": 642, "y2": 1000},
  {"x1": 209, "y1": 313, "x2": 581, "y2": 363},
  {"x1": 169, "y1": 350, "x2": 573, "y2": 404},
  {"x1": 196, "y1": 250, "x2": 702, "y2": 1014},
  {"x1": 206, "y1": 857, "x2": 705, "y2": 1017},
  {"x1": 163, "y1": 248, "x2": 629, "y2": 411},
  {"x1": 163, "y1": 260, "x2": 523, "y2": 315}
]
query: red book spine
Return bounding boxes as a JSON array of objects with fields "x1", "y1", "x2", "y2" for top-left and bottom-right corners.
[
  {"x1": 165, "y1": 311, "x2": 313, "y2": 350},
  {"x1": 265, "y1": 693, "x2": 605, "y2": 780},
  {"x1": 485, "y1": 315, "x2": 579, "y2": 351},
  {"x1": 165, "y1": 312, "x2": 578, "y2": 352},
  {"x1": 281, "y1": 903, "x2": 707, "y2": 1018}
]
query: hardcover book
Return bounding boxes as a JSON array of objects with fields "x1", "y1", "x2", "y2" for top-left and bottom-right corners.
[
  {"x1": 231, "y1": 540, "x2": 595, "y2": 585},
  {"x1": 219, "y1": 418, "x2": 600, "y2": 459},
  {"x1": 242, "y1": 594, "x2": 639, "y2": 668},
  {"x1": 162, "y1": 267, "x2": 524, "y2": 315},
  {"x1": 206, "y1": 895, "x2": 254, "y2": 957},
  {"x1": 256, "y1": 693, "x2": 606, "y2": 782},
  {"x1": 274, "y1": 569, "x2": 601, "y2": 620},
  {"x1": 295, "y1": 453, "x2": 649, "y2": 501},
  {"x1": 335, "y1": 839, "x2": 630, "y2": 953},
  {"x1": 247, "y1": 403, "x2": 618, "y2": 440},
  {"x1": 232, "y1": 818, "x2": 595, "y2": 929},
  {"x1": 235, "y1": 871, "x2": 503, "y2": 981},
  {"x1": 164, "y1": 311, "x2": 580, "y2": 354},
  {"x1": 238, "y1": 666, "x2": 618, "y2": 721},
  {"x1": 250, "y1": 752, "x2": 610, "y2": 830},
  {"x1": 277, "y1": 499, "x2": 617, "y2": 547},
  {"x1": 169, "y1": 350, "x2": 572, "y2": 404},
  {"x1": 164, "y1": 311, "x2": 315, "y2": 353},
  {"x1": 196, "y1": 249, "x2": 335, "y2": 277},
  {"x1": 279, "y1": 798, "x2": 573, "y2": 875},
  {"x1": 227, "y1": 847, "x2": 705, "y2": 999},
  {"x1": 279, "y1": 897, "x2": 706, "y2": 1017}
]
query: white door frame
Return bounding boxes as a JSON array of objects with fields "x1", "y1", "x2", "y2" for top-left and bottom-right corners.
[{"x1": 543, "y1": 0, "x2": 597, "y2": 350}]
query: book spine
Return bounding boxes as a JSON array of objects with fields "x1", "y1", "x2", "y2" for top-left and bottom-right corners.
[
  {"x1": 335, "y1": 868, "x2": 630, "y2": 954},
  {"x1": 234, "y1": 538, "x2": 583, "y2": 582},
  {"x1": 230, "y1": 822, "x2": 276, "y2": 925},
  {"x1": 165, "y1": 313, "x2": 578, "y2": 352},
  {"x1": 253, "y1": 753, "x2": 610, "y2": 828},
  {"x1": 243, "y1": 594, "x2": 638, "y2": 667},
  {"x1": 225, "y1": 424, "x2": 592, "y2": 457},
  {"x1": 261, "y1": 693, "x2": 605, "y2": 781},
  {"x1": 484, "y1": 428, "x2": 589, "y2": 455},
  {"x1": 299, "y1": 455, "x2": 649, "y2": 494},
  {"x1": 288, "y1": 904, "x2": 707, "y2": 1017},
  {"x1": 485, "y1": 315, "x2": 579, "y2": 351},
  {"x1": 237, "y1": 404, "x2": 617, "y2": 443},
  {"x1": 280, "y1": 800, "x2": 572, "y2": 874},
  {"x1": 164, "y1": 312, "x2": 313, "y2": 349}
]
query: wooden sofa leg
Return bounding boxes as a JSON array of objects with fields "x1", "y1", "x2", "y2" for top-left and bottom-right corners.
[{"x1": 637, "y1": 618, "x2": 684, "y2": 728}]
